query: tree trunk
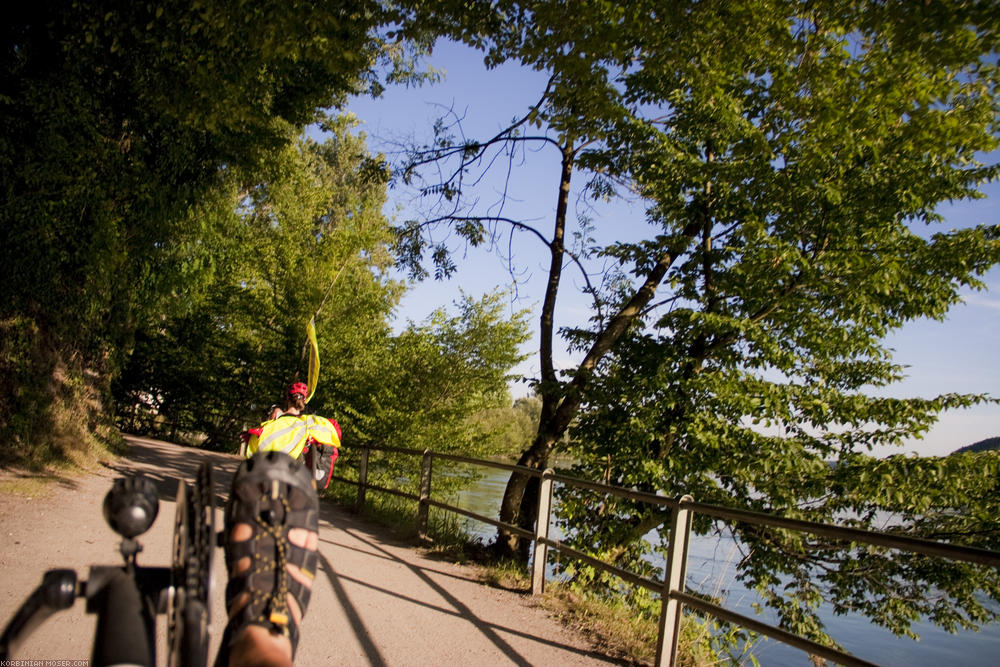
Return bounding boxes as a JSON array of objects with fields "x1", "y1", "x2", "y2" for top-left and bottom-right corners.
[
  {"x1": 495, "y1": 424, "x2": 565, "y2": 557},
  {"x1": 494, "y1": 141, "x2": 574, "y2": 557},
  {"x1": 491, "y1": 134, "x2": 704, "y2": 559}
]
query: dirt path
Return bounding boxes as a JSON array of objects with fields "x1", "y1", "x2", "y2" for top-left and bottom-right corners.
[{"x1": 0, "y1": 435, "x2": 620, "y2": 666}]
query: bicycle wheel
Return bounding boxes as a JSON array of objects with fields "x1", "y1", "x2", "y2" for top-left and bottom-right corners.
[{"x1": 168, "y1": 463, "x2": 215, "y2": 667}]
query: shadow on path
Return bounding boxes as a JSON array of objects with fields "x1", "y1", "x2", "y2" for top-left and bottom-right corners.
[
  {"x1": 115, "y1": 434, "x2": 239, "y2": 505},
  {"x1": 314, "y1": 504, "x2": 618, "y2": 665},
  {"x1": 316, "y1": 550, "x2": 389, "y2": 666},
  {"x1": 108, "y1": 435, "x2": 619, "y2": 666}
]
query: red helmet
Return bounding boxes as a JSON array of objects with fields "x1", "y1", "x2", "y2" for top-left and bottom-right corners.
[{"x1": 287, "y1": 382, "x2": 309, "y2": 398}]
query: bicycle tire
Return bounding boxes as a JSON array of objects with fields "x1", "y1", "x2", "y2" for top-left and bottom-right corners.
[{"x1": 167, "y1": 463, "x2": 215, "y2": 667}]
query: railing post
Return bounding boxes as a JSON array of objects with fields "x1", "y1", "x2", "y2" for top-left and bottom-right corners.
[
  {"x1": 418, "y1": 449, "x2": 433, "y2": 542},
  {"x1": 356, "y1": 446, "x2": 370, "y2": 512},
  {"x1": 531, "y1": 468, "x2": 555, "y2": 595},
  {"x1": 656, "y1": 494, "x2": 693, "y2": 667}
]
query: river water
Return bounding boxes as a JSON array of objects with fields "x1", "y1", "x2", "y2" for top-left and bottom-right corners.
[{"x1": 453, "y1": 469, "x2": 1000, "y2": 666}]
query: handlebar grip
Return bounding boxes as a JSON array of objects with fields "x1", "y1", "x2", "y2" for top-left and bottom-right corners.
[{"x1": 0, "y1": 569, "x2": 78, "y2": 660}]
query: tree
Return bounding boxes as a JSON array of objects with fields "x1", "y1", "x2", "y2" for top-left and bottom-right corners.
[
  {"x1": 113, "y1": 117, "x2": 532, "y2": 503},
  {"x1": 470, "y1": 395, "x2": 546, "y2": 458},
  {"x1": 343, "y1": 291, "x2": 531, "y2": 453},
  {"x1": 321, "y1": 290, "x2": 530, "y2": 505},
  {"x1": 0, "y1": 1, "x2": 407, "y2": 463},
  {"x1": 389, "y1": 0, "x2": 1000, "y2": 646},
  {"x1": 114, "y1": 117, "x2": 401, "y2": 446}
]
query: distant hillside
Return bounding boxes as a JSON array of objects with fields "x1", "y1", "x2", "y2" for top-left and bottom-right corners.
[{"x1": 952, "y1": 436, "x2": 1000, "y2": 455}]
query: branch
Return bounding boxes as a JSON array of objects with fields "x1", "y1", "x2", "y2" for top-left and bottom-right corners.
[
  {"x1": 552, "y1": 220, "x2": 703, "y2": 431},
  {"x1": 641, "y1": 293, "x2": 685, "y2": 318},
  {"x1": 540, "y1": 144, "x2": 577, "y2": 394},
  {"x1": 413, "y1": 213, "x2": 601, "y2": 300},
  {"x1": 403, "y1": 76, "x2": 558, "y2": 176}
]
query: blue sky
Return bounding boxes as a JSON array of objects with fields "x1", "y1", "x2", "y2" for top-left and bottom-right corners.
[{"x1": 344, "y1": 40, "x2": 999, "y2": 458}]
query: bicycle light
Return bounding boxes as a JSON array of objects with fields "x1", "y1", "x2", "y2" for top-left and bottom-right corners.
[{"x1": 103, "y1": 476, "x2": 159, "y2": 538}]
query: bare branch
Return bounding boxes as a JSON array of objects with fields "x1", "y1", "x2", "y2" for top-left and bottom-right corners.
[
  {"x1": 415, "y1": 212, "x2": 600, "y2": 306},
  {"x1": 402, "y1": 75, "x2": 558, "y2": 175}
]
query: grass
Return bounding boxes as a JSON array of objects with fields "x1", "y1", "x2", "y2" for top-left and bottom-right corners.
[
  {"x1": 0, "y1": 439, "x2": 121, "y2": 498},
  {"x1": 541, "y1": 581, "x2": 661, "y2": 663},
  {"x1": 0, "y1": 473, "x2": 55, "y2": 499},
  {"x1": 0, "y1": 397, "x2": 122, "y2": 498},
  {"x1": 540, "y1": 582, "x2": 730, "y2": 666}
]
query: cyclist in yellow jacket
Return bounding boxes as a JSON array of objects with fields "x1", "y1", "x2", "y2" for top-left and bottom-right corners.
[{"x1": 242, "y1": 382, "x2": 341, "y2": 488}]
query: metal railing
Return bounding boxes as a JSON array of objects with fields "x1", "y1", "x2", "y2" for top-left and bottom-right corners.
[{"x1": 331, "y1": 445, "x2": 1000, "y2": 667}]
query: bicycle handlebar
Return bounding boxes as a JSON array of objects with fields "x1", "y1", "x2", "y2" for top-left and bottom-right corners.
[{"x1": 0, "y1": 569, "x2": 77, "y2": 659}]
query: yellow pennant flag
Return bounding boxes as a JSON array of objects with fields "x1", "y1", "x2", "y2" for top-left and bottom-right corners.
[{"x1": 305, "y1": 318, "x2": 319, "y2": 404}]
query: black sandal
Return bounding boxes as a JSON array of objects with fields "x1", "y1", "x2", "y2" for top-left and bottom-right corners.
[{"x1": 215, "y1": 451, "x2": 318, "y2": 665}]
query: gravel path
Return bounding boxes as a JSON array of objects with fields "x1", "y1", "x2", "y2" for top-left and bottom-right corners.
[{"x1": 0, "y1": 435, "x2": 620, "y2": 666}]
